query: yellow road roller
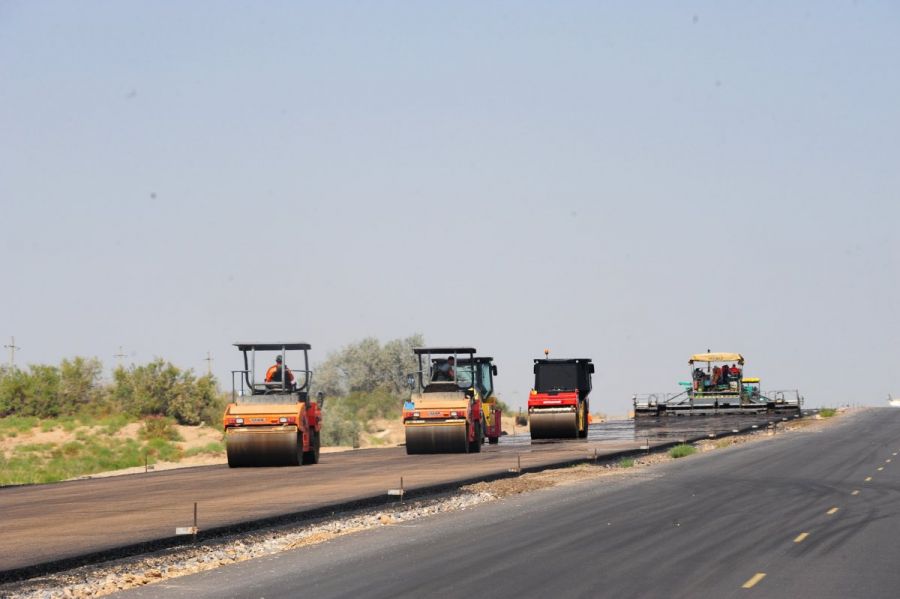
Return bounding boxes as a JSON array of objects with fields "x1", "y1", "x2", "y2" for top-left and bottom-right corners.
[{"x1": 402, "y1": 347, "x2": 500, "y2": 454}]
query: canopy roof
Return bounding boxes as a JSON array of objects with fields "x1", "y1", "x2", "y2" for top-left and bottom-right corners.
[
  {"x1": 534, "y1": 358, "x2": 593, "y2": 364},
  {"x1": 689, "y1": 352, "x2": 744, "y2": 364},
  {"x1": 458, "y1": 357, "x2": 494, "y2": 364},
  {"x1": 414, "y1": 347, "x2": 476, "y2": 355},
  {"x1": 234, "y1": 342, "x2": 311, "y2": 351},
  {"x1": 743, "y1": 377, "x2": 760, "y2": 383}
]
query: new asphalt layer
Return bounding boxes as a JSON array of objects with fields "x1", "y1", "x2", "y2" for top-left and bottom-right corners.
[
  {"x1": 114, "y1": 409, "x2": 900, "y2": 599},
  {"x1": 0, "y1": 415, "x2": 779, "y2": 579}
]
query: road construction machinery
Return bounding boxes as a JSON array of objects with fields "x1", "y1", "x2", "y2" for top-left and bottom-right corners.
[
  {"x1": 633, "y1": 352, "x2": 801, "y2": 416},
  {"x1": 528, "y1": 357, "x2": 594, "y2": 439},
  {"x1": 223, "y1": 342, "x2": 323, "y2": 467},
  {"x1": 403, "y1": 347, "x2": 502, "y2": 454}
]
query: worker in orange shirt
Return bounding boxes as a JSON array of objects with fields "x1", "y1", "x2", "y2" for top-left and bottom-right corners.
[{"x1": 265, "y1": 355, "x2": 295, "y2": 388}]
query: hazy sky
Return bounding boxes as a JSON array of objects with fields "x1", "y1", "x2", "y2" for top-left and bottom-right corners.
[{"x1": 2, "y1": 1, "x2": 898, "y2": 415}]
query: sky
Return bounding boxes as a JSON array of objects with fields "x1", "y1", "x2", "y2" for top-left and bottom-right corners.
[{"x1": 1, "y1": 1, "x2": 899, "y2": 416}]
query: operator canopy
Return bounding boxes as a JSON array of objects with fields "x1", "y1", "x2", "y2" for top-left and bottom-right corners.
[
  {"x1": 414, "y1": 347, "x2": 476, "y2": 355},
  {"x1": 689, "y1": 352, "x2": 744, "y2": 364},
  {"x1": 234, "y1": 342, "x2": 311, "y2": 351}
]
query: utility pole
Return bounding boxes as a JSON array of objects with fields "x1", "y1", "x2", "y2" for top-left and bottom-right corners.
[
  {"x1": 4, "y1": 336, "x2": 21, "y2": 369},
  {"x1": 204, "y1": 351, "x2": 213, "y2": 376},
  {"x1": 113, "y1": 346, "x2": 127, "y2": 369}
]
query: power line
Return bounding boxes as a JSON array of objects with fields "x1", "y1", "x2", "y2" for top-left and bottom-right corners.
[
  {"x1": 113, "y1": 346, "x2": 127, "y2": 369},
  {"x1": 3, "y1": 336, "x2": 21, "y2": 369}
]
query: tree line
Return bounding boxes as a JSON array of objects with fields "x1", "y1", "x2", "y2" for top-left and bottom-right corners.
[
  {"x1": 0, "y1": 358, "x2": 221, "y2": 425},
  {"x1": 0, "y1": 334, "x2": 509, "y2": 440}
]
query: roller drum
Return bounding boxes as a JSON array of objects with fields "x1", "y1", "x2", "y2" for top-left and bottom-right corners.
[
  {"x1": 529, "y1": 411, "x2": 578, "y2": 440},
  {"x1": 226, "y1": 428, "x2": 302, "y2": 467},
  {"x1": 405, "y1": 423, "x2": 468, "y2": 454}
]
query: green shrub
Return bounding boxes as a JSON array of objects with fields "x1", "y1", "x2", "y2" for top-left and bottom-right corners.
[
  {"x1": 139, "y1": 416, "x2": 183, "y2": 442},
  {"x1": 143, "y1": 437, "x2": 181, "y2": 462},
  {"x1": 819, "y1": 408, "x2": 837, "y2": 418},
  {"x1": 199, "y1": 392, "x2": 230, "y2": 426},
  {"x1": 183, "y1": 441, "x2": 225, "y2": 457},
  {"x1": 618, "y1": 457, "x2": 635, "y2": 468},
  {"x1": 669, "y1": 444, "x2": 696, "y2": 459},
  {"x1": 113, "y1": 361, "x2": 220, "y2": 425},
  {"x1": 319, "y1": 388, "x2": 403, "y2": 447},
  {"x1": 98, "y1": 414, "x2": 131, "y2": 435},
  {"x1": 0, "y1": 416, "x2": 39, "y2": 436}
]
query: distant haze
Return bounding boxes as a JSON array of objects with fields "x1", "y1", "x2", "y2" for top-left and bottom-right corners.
[{"x1": 2, "y1": 2, "x2": 898, "y2": 415}]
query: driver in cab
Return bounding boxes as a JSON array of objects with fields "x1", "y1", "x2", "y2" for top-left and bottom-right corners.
[
  {"x1": 265, "y1": 355, "x2": 296, "y2": 388},
  {"x1": 432, "y1": 356, "x2": 455, "y2": 381}
]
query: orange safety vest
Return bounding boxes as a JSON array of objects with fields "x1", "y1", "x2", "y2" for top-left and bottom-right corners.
[{"x1": 265, "y1": 364, "x2": 295, "y2": 383}]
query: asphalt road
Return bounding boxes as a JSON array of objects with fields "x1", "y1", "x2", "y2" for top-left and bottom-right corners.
[
  {"x1": 0, "y1": 415, "x2": 777, "y2": 576},
  {"x1": 116, "y1": 409, "x2": 900, "y2": 599}
]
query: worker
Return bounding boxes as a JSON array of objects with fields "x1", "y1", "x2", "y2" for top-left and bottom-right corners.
[
  {"x1": 265, "y1": 355, "x2": 296, "y2": 388},
  {"x1": 692, "y1": 368, "x2": 704, "y2": 391},
  {"x1": 712, "y1": 365, "x2": 721, "y2": 386},
  {"x1": 730, "y1": 363, "x2": 741, "y2": 378},
  {"x1": 433, "y1": 356, "x2": 456, "y2": 381}
]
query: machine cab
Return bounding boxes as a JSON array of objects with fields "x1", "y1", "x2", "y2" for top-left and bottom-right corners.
[
  {"x1": 533, "y1": 359, "x2": 594, "y2": 398},
  {"x1": 231, "y1": 342, "x2": 314, "y2": 405}
]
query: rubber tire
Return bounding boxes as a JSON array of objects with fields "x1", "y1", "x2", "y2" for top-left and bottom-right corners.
[
  {"x1": 488, "y1": 436, "x2": 499, "y2": 445},
  {"x1": 469, "y1": 422, "x2": 482, "y2": 453},
  {"x1": 302, "y1": 431, "x2": 320, "y2": 465}
]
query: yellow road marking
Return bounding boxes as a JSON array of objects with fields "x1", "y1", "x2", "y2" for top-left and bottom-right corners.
[
  {"x1": 827, "y1": 507, "x2": 839, "y2": 515},
  {"x1": 851, "y1": 490, "x2": 860, "y2": 496},
  {"x1": 742, "y1": 573, "x2": 766, "y2": 589},
  {"x1": 865, "y1": 476, "x2": 873, "y2": 482},
  {"x1": 878, "y1": 467, "x2": 884, "y2": 471},
  {"x1": 794, "y1": 532, "x2": 809, "y2": 543}
]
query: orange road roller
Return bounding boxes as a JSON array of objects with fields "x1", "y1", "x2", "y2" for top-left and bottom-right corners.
[{"x1": 223, "y1": 342, "x2": 323, "y2": 467}]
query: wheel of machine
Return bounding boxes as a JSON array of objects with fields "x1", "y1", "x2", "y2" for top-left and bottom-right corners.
[
  {"x1": 488, "y1": 436, "x2": 499, "y2": 445},
  {"x1": 226, "y1": 428, "x2": 302, "y2": 467},
  {"x1": 469, "y1": 421, "x2": 482, "y2": 453},
  {"x1": 406, "y1": 423, "x2": 469, "y2": 454},
  {"x1": 302, "y1": 430, "x2": 320, "y2": 465},
  {"x1": 530, "y1": 411, "x2": 578, "y2": 440}
]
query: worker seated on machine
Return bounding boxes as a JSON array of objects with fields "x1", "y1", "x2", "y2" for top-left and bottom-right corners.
[
  {"x1": 692, "y1": 368, "x2": 708, "y2": 391},
  {"x1": 265, "y1": 355, "x2": 296, "y2": 390},
  {"x1": 432, "y1": 356, "x2": 456, "y2": 381}
]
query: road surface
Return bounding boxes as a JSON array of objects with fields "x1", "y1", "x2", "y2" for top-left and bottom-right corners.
[
  {"x1": 0, "y1": 415, "x2": 777, "y2": 577},
  {"x1": 116, "y1": 409, "x2": 899, "y2": 598}
]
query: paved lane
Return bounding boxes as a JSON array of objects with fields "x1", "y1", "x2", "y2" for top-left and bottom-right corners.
[
  {"x1": 0, "y1": 414, "x2": 777, "y2": 576},
  {"x1": 115, "y1": 409, "x2": 900, "y2": 599}
]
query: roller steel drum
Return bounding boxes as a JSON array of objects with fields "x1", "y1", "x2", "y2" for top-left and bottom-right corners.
[
  {"x1": 405, "y1": 423, "x2": 468, "y2": 454},
  {"x1": 529, "y1": 411, "x2": 579, "y2": 439},
  {"x1": 226, "y1": 427, "x2": 302, "y2": 467}
]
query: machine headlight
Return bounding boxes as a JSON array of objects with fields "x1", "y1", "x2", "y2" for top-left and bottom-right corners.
[
  {"x1": 450, "y1": 411, "x2": 458, "y2": 417},
  {"x1": 279, "y1": 417, "x2": 288, "y2": 423},
  {"x1": 235, "y1": 418, "x2": 244, "y2": 425},
  {"x1": 413, "y1": 411, "x2": 420, "y2": 417}
]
